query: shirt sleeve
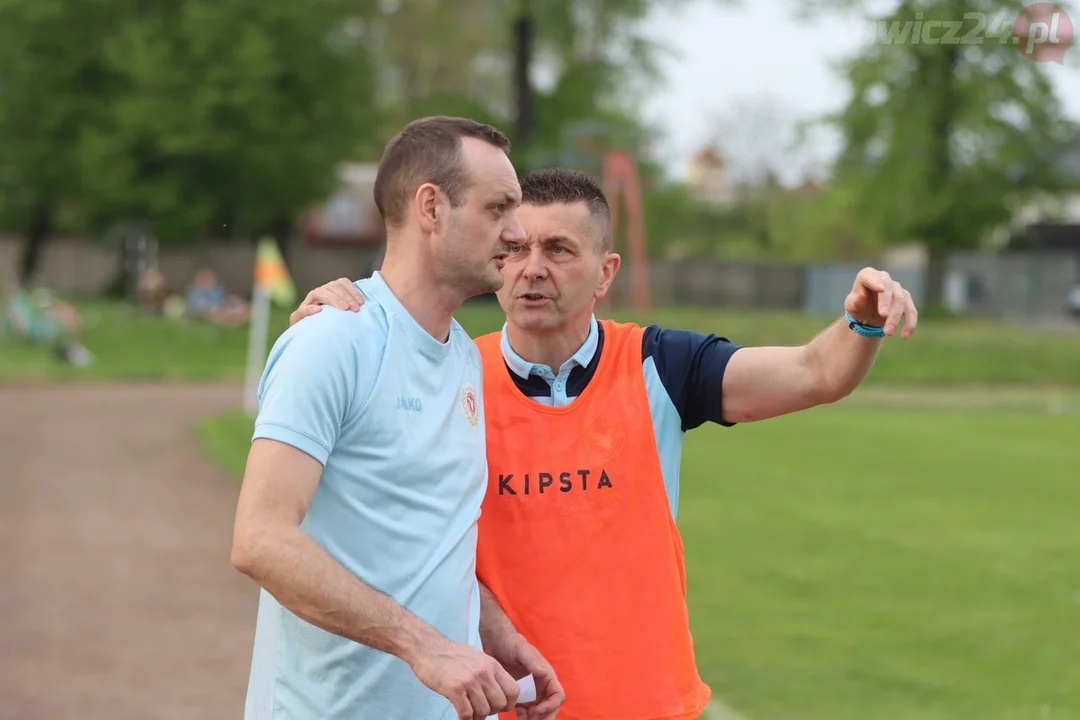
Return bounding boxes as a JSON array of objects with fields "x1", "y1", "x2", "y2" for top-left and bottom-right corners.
[
  {"x1": 252, "y1": 311, "x2": 371, "y2": 465},
  {"x1": 641, "y1": 324, "x2": 743, "y2": 431}
]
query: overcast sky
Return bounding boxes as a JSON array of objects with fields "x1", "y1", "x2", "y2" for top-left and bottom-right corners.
[{"x1": 637, "y1": 0, "x2": 1080, "y2": 183}]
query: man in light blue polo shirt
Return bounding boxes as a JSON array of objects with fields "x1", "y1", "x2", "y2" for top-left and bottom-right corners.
[{"x1": 230, "y1": 116, "x2": 564, "y2": 720}]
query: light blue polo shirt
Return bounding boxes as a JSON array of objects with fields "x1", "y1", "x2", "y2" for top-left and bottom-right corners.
[{"x1": 243, "y1": 272, "x2": 489, "y2": 720}]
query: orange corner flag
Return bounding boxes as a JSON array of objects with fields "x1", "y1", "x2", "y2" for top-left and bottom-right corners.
[{"x1": 253, "y1": 236, "x2": 296, "y2": 307}]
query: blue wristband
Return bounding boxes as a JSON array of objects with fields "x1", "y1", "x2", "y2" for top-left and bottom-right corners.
[{"x1": 845, "y1": 311, "x2": 885, "y2": 338}]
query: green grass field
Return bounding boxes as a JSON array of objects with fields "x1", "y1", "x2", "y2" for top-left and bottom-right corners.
[
  {"x1": 680, "y1": 407, "x2": 1080, "y2": 720},
  {"x1": 0, "y1": 300, "x2": 288, "y2": 382},
  {"x1": 196, "y1": 401, "x2": 1080, "y2": 720},
  {"x1": 4, "y1": 298, "x2": 1080, "y2": 385}
]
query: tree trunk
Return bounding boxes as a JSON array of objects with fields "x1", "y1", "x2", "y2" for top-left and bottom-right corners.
[
  {"x1": 918, "y1": 40, "x2": 960, "y2": 308},
  {"x1": 17, "y1": 205, "x2": 53, "y2": 286},
  {"x1": 512, "y1": 8, "x2": 534, "y2": 147},
  {"x1": 924, "y1": 244, "x2": 949, "y2": 312}
]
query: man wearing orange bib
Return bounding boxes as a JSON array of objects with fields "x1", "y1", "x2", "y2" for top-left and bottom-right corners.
[{"x1": 293, "y1": 168, "x2": 919, "y2": 720}]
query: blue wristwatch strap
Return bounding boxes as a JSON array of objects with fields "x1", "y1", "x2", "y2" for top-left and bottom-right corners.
[{"x1": 845, "y1": 311, "x2": 885, "y2": 338}]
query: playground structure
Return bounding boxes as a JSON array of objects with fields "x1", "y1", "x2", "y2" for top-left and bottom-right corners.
[
  {"x1": 602, "y1": 150, "x2": 651, "y2": 312},
  {"x1": 109, "y1": 220, "x2": 159, "y2": 305}
]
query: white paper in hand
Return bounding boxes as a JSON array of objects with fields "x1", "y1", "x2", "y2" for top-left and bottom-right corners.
[{"x1": 517, "y1": 674, "x2": 537, "y2": 704}]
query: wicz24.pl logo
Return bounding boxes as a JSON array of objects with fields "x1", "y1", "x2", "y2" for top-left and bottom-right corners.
[{"x1": 871, "y1": 3, "x2": 1073, "y2": 63}]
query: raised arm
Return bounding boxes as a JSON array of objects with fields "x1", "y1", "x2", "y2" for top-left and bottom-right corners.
[
  {"x1": 721, "y1": 267, "x2": 917, "y2": 423},
  {"x1": 647, "y1": 267, "x2": 917, "y2": 428}
]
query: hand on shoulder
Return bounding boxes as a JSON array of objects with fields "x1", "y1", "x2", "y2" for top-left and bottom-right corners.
[{"x1": 289, "y1": 277, "x2": 365, "y2": 328}]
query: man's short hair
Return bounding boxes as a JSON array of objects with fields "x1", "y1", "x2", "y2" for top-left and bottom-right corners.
[
  {"x1": 374, "y1": 116, "x2": 511, "y2": 228},
  {"x1": 519, "y1": 168, "x2": 612, "y2": 252}
]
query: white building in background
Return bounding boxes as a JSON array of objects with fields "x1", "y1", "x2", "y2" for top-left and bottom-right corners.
[{"x1": 684, "y1": 145, "x2": 737, "y2": 207}]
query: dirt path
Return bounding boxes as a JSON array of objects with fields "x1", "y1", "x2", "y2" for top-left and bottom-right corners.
[{"x1": 0, "y1": 382, "x2": 258, "y2": 720}]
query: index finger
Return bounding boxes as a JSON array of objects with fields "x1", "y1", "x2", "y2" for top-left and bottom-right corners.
[
  {"x1": 531, "y1": 671, "x2": 565, "y2": 714},
  {"x1": 325, "y1": 278, "x2": 363, "y2": 310},
  {"x1": 857, "y1": 267, "x2": 887, "y2": 293},
  {"x1": 305, "y1": 282, "x2": 356, "y2": 311},
  {"x1": 332, "y1": 277, "x2": 364, "y2": 304}
]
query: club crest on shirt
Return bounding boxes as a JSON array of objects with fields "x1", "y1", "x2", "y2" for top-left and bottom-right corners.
[
  {"x1": 461, "y1": 383, "x2": 478, "y2": 426},
  {"x1": 585, "y1": 417, "x2": 625, "y2": 461}
]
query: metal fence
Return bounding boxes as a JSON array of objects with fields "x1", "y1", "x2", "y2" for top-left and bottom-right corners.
[
  {"x1": 944, "y1": 252, "x2": 1080, "y2": 319},
  {"x1": 804, "y1": 263, "x2": 927, "y2": 317},
  {"x1": 2, "y1": 236, "x2": 1077, "y2": 321}
]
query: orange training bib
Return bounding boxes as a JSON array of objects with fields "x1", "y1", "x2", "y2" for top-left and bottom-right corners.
[{"x1": 475, "y1": 320, "x2": 710, "y2": 720}]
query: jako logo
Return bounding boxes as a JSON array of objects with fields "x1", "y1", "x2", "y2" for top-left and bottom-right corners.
[
  {"x1": 872, "y1": 3, "x2": 1073, "y2": 64},
  {"x1": 396, "y1": 395, "x2": 422, "y2": 412}
]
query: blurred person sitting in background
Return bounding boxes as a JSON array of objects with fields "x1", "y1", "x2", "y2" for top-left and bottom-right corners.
[
  {"x1": 3, "y1": 281, "x2": 94, "y2": 366},
  {"x1": 137, "y1": 268, "x2": 169, "y2": 314},
  {"x1": 186, "y1": 267, "x2": 249, "y2": 327}
]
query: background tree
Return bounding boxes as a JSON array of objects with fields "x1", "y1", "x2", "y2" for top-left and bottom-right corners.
[
  {"x1": 75, "y1": 0, "x2": 381, "y2": 246},
  {"x1": 801, "y1": 0, "x2": 1078, "y2": 296},
  {"x1": 0, "y1": 0, "x2": 120, "y2": 282},
  {"x1": 0, "y1": 0, "x2": 719, "y2": 279}
]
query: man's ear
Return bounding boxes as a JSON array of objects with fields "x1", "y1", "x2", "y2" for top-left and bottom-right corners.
[
  {"x1": 594, "y1": 252, "x2": 621, "y2": 299},
  {"x1": 414, "y1": 183, "x2": 441, "y2": 233}
]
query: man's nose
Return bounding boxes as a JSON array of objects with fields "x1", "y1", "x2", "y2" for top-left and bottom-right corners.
[
  {"x1": 503, "y1": 213, "x2": 527, "y2": 244},
  {"x1": 523, "y1": 245, "x2": 548, "y2": 279}
]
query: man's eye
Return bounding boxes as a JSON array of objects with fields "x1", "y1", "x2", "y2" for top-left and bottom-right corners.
[
  {"x1": 507, "y1": 245, "x2": 523, "y2": 253},
  {"x1": 551, "y1": 246, "x2": 565, "y2": 254}
]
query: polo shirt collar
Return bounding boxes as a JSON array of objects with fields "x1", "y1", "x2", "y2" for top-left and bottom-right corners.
[{"x1": 500, "y1": 315, "x2": 599, "y2": 380}]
